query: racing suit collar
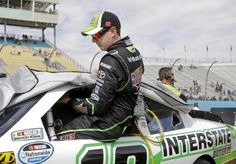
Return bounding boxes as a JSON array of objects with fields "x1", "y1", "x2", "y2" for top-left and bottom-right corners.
[{"x1": 107, "y1": 36, "x2": 133, "y2": 51}]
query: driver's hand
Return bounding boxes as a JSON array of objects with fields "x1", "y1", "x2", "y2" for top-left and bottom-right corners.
[{"x1": 73, "y1": 103, "x2": 88, "y2": 114}]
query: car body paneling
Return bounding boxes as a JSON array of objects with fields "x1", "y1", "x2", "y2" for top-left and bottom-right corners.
[
  {"x1": 158, "y1": 124, "x2": 235, "y2": 164},
  {"x1": 0, "y1": 84, "x2": 73, "y2": 163},
  {"x1": 1, "y1": 76, "x2": 236, "y2": 163}
]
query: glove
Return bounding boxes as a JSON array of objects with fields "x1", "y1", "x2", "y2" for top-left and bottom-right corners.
[{"x1": 71, "y1": 98, "x2": 87, "y2": 114}]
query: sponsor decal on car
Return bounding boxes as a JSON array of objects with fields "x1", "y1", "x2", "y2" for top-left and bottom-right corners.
[
  {"x1": 0, "y1": 151, "x2": 16, "y2": 164},
  {"x1": 18, "y1": 141, "x2": 54, "y2": 164},
  {"x1": 58, "y1": 132, "x2": 76, "y2": 141},
  {"x1": 161, "y1": 127, "x2": 231, "y2": 160},
  {"x1": 213, "y1": 146, "x2": 231, "y2": 158},
  {"x1": 11, "y1": 128, "x2": 44, "y2": 142},
  {"x1": 76, "y1": 141, "x2": 150, "y2": 164}
]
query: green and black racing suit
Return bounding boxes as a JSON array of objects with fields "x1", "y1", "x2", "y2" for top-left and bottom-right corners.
[{"x1": 58, "y1": 36, "x2": 144, "y2": 141}]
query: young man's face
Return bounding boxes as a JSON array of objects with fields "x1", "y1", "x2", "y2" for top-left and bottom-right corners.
[{"x1": 92, "y1": 27, "x2": 119, "y2": 51}]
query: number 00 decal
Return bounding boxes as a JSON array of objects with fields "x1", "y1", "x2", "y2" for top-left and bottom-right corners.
[{"x1": 76, "y1": 141, "x2": 149, "y2": 164}]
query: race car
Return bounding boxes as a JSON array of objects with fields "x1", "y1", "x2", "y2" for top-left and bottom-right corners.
[{"x1": 0, "y1": 66, "x2": 236, "y2": 164}]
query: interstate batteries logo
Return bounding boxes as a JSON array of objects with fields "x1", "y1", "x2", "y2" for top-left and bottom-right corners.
[
  {"x1": 18, "y1": 141, "x2": 54, "y2": 164},
  {"x1": 161, "y1": 127, "x2": 231, "y2": 160}
]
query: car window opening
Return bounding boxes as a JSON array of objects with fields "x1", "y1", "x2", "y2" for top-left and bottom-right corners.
[{"x1": 42, "y1": 86, "x2": 94, "y2": 141}]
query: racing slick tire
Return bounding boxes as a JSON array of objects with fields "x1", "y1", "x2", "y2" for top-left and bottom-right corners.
[{"x1": 193, "y1": 158, "x2": 211, "y2": 164}]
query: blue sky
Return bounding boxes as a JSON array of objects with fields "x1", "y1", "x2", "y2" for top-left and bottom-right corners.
[{"x1": 3, "y1": 0, "x2": 236, "y2": 67}]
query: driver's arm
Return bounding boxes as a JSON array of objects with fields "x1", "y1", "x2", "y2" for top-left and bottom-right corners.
[
  {"x1": 80, "y1": 55, "x2": 124, "y2": 115},
  {"x1": 67, "y1": 55, "x2": 125, "y2": 116}
]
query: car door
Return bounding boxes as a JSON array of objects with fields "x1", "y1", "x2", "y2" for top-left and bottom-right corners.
[
  {"x1": 0, "y1": 94, "x2": 44, "y2": 164},
  {"x1": 0, "y1": 85, "x2": 81, "y2": 164}
]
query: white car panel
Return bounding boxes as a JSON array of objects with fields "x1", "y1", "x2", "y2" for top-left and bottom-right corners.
[{"x1": 0, "y1": 67, "x2": 236, "y2": 164}]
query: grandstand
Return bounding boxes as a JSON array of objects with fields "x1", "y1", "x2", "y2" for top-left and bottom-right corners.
[
  {"x1": 143, "y1": 62, "x2": 236, "y2": 102},
  {"x1": 0, "y1": 36, "x2": 87, "y2": 74},
  {"x1": 0, "y1": 0, "x2": 86, "y2": 74},
  {"x1": 1, "y1": 0, "x2": 235, "y2": 104}
]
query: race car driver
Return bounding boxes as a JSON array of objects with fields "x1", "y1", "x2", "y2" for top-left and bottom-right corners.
[{"x1": 57, "y1": 11, "x2": 144, "y2": 142}]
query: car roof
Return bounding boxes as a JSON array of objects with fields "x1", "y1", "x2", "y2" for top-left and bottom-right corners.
[
  {"x1": 0, "y1": 66, "x2": 192, "y2": 113},
  {"x1": 0, "y1": 66, "x2": 96, "y2": 111}
]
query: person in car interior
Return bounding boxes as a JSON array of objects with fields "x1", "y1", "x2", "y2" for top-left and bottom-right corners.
[{"x1": 57, "y1": 11, "x2": 144, "y2": 141}]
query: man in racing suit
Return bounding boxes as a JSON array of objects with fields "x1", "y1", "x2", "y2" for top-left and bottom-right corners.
[{"x1": 57, "y1": 11, "x2": 144, "y2": 141}]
